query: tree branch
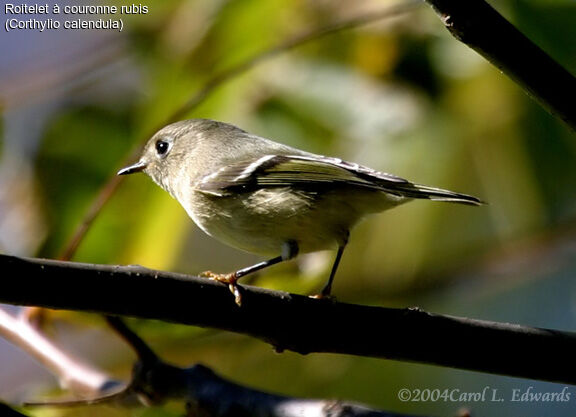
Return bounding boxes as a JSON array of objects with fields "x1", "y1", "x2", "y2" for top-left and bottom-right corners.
[
  {"x1": 10, "y1": 315, "x2": 425, "y2": 416},
  {"x1": 2, "y1": 254, "x2": 576, "y2": 385},
  {"x1": 27, "y1": 361, "x2": 417, "y2": 417},
  {"x1": 0, "y1": 307, "x2": 121, "y2": 397},
  {"x1": 103, "y1": 316, "x2": 423, "y2": 417},
  {"x1": 423, "y1": 0, "x2": 576, "y2": 132}
]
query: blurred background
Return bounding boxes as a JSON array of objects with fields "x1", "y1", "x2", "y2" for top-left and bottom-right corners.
[{"x1": 1, "y1": 0, "x2": 576, "y2": 415}]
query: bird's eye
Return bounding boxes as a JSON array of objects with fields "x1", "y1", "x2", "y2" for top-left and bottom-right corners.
[{"x1": 155, "y1": 139, "x2": 171, "y2": 158}]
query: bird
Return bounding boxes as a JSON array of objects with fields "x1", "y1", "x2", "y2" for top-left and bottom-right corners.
[{"x1": 118, "y1": 118, "x2": 483, "y2": 305}]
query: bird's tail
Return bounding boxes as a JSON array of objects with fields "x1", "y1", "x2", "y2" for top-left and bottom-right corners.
[{"x1": 388, "y1": 183, "x2": 484, "y2": 206}]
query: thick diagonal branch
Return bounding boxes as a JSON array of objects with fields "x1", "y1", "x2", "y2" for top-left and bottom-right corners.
[
  {"x1": 1, "y1": 254, "x2": 576, "y2": 385},
  {"x1": 424, "y1": 0, "x2": 576, "y2": 132}
]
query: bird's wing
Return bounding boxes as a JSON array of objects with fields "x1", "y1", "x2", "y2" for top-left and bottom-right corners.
[
  {"x1": 196, "y1": 154, "x2": 408, "y2": 195},
  {"x1": 197, "y1": 154, "x2": 483, "y2": 205}
]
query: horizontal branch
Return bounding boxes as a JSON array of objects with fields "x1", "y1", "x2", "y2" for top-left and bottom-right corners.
[
  {"x1": 424, "y1": 0, "x2": 576, "y2": 132},
  {"x1": 2, "y1": 254, "x2": 576, "y2": 384}
]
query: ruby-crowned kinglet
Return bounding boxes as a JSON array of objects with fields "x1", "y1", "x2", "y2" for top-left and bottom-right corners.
[{"x1": 118, "y1": 119, "x2": 482, "y2": 304}]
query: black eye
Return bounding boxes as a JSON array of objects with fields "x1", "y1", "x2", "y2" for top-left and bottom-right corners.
[{"x1": 155, "y1": 139, "x2": 170, "y2": 157}]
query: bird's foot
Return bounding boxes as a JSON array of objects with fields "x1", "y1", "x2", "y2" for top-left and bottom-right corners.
[
  {"x1": 308, "y1": 282, "x2": 337, "y2": 301},
  {"x1": 308, "y1": 292, "x2": 337, "y2": 302},
  {"x1": 308, "y1": 293, "x2": 337, "y2": 303},
  {"x1": 200, "y1": 271, "x2": 242, "y2": 306}
]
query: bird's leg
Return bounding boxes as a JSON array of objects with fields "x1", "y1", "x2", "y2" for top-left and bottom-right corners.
[
  {"x1": 316, "y1": 231, "x2": 349, "y2": 298},
  {"x1": 201, "y1": 241, "x2": 299, "y2": 306}
]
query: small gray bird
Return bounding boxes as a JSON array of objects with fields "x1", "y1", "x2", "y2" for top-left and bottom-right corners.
[{"x1": 118, "y1": 119, "x2": 482, "y2": 304}]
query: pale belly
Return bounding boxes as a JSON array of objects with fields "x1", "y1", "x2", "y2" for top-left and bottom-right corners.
[{"x1": 185, "y1": 187, "x2": 404, "y2": 256}]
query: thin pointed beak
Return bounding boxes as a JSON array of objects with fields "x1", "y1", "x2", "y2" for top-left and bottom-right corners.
[{"x1": 117, "y1": 160, "x2": 148, "y2": 175}]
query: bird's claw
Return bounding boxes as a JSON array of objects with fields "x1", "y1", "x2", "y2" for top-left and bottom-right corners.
[
  {"x1": 309, "y1": 292, "x2": 337, "y2": 302},
  {"x1": 200, "y1": 271, "x2": 242, "y2": 306}
]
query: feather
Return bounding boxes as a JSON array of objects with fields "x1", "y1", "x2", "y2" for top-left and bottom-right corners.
[{"x1": 197, "y1": 154, "x2": 483, "y2": 206}]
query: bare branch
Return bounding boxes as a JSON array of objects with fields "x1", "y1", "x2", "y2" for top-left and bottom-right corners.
[
  {"x1": 424, "y1": 0, "x2": 576, "y2": 132},
  {"x1": 27, "y1": 360, "x2": 419, "y2": 417},
  {"x1": 104, "y1": 315, "x2": 158, "y2": 363},
  {"x1": 0, "y1": 307, "x2": 122, "y2": 397},
  {"x1": 2, "y1": 254, "x2": 576, "y2": 385},
  {"x1": 12, "y1": 315, "x2": 424, "y2": 416},
  {"x1": 109, "y1": 318, "x2": 422, "y2": 417}
]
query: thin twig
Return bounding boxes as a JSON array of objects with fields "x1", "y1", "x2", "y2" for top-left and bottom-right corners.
[
  {"x1": 104, "y1": 315, "x2": 158, "y2": 363},
  {"x1": 0, "y1": 307, "x2": 121, "y2": 397}
]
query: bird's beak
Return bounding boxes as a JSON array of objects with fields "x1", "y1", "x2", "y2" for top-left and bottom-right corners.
[{"x1": 117, "y1": 160, "x2": 148, "y2": 175}]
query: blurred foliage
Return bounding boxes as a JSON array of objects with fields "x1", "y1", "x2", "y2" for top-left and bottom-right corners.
[
  {"x1": 35, "y1": 107, "x2": 132, "y2": 259},
  {"x1": 2, "y1": 0, "x2": 576, "y2": 416}
]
